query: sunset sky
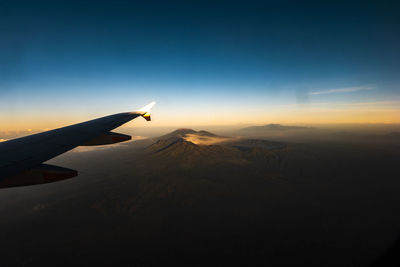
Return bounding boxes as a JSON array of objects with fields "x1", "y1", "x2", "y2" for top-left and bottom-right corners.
[{"x1": 1, "y1": 1, "x2": 400, "y2": 132}]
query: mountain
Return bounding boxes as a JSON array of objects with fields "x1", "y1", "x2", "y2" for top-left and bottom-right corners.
[
  {"x1": 147, "y1": 128, "x2": 287, "y2": 153},
  {"x1": 159, "y1": 128, "x2": 198, "y2": 139},
  {"x1": 196, "y1": 130, "x2": 217, "y2": 137},
  {"x1": 145, "y1": 129, "x2": 249, "y2": 167},
  {"x1": 142, "y1": 129, "x2": 302, "y2": 175}
]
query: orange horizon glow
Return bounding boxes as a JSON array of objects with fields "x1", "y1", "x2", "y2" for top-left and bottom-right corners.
[{"x1": 1, "y1": 103, "x2": 400, "y2": 133}]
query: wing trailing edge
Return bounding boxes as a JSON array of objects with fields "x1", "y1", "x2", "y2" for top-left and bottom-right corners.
[
  {"x1": 82, "y1": 132, "x2": 131, "y2": 146},
  {"x1": 0, "y1": 164, "x2": 77, "y2": 188}
]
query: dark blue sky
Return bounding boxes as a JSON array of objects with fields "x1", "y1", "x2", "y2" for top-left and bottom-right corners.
[{"x1": 1, "y1": 0, "x2": 400, "y2": 128}]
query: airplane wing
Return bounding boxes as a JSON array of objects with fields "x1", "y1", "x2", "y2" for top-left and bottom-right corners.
[{"x1": 0, "y1": 102, "x2": 156, "y2": 188}]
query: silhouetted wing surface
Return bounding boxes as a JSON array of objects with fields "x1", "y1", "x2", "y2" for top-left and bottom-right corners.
[{"x1": 0, "y1": 102, "x2": 155, "y2": 187}]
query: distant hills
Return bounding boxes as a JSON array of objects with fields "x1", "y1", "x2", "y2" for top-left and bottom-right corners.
[
  {"x1": 237, "y1": 124, "x2": 400, "y2": 143},
  {"x1": 236, "y1": 123, "x2": 319, "y2": 141},
  {"x1": 238, "y1": 124, "x2": 313, "y2": 137},
  {"x1": 240, "y1": 123, "x2": 311, "y2": 132},
  {"x1": 386, "y1": 132, "x2": 400, "y2": 139}
]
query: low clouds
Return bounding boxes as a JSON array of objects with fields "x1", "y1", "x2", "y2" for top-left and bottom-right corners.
[
  {"x1": 184, "y1": 134, "x2": 236, "y2": 145},
  {"x1": 308, "y1": 86, "x2": 374, "y2": 96}
]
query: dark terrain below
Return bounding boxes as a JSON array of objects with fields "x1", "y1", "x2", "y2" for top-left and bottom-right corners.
[{"x1": 0, "y1": 129, "x2": 400, "y2": 266}]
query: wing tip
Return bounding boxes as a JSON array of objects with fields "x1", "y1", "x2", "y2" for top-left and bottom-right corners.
[
  {"x1": 138, "y1": 101, "x2": 156, "y2": 121},
  {"x1": 138, "y1": 101, "x2": 156, "y2": 113}
]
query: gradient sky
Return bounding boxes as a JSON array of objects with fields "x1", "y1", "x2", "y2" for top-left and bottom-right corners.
[{"x1": 1, "y1": 0, "x2": 400, "y2": 131}]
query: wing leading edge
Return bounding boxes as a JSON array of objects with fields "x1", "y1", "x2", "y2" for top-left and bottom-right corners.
[{"x1": 0, "y1": 102, "x2": 156, "y2": 188}]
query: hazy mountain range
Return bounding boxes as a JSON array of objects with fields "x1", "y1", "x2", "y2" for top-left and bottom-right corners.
[
  {"x1": 236, "y1": 123, "x2": 400, "y2": 143},
  {"x1": 240, "y1": 123, "x2": 311, "y2": 132}
]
